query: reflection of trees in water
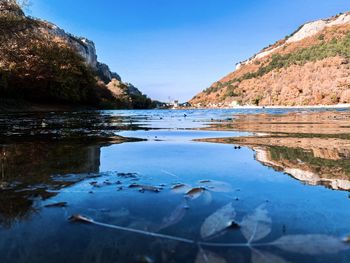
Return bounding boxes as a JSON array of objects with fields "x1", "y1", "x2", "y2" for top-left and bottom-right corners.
[{"x1": 0, "y1": 140, "x2": 102, "y2": 227}]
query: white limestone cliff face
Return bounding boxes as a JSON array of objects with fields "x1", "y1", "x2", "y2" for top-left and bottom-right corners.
[
  {"x1": 287, "y1": 13, "x2": 350, "y2": 43},
  {"x1": 41, "y1": 21, "x2": 98, "y2": 69},
  {"x1": 38, "y1": 21, "x2": 122, "y2": 84},
  {"x1": 74, "y1": 38, "x2": 98, "y2": 68},
  {"x1": 236, "y1": 12, "x2": 350, "y2": 70}
]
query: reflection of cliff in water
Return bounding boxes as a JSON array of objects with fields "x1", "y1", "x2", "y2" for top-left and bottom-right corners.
[
  {"x1": 199, "y1": 135, "x2": 350, "y2": 191},
  {"x1": 254, "y1": 145, "x2": 350, "y2": 191},
  {"x1": 201, "y1": 111, "x2": 350, "y2": 191},
  {"x1": 0, "y1": 140, "x2": 102, "y2": 227}
]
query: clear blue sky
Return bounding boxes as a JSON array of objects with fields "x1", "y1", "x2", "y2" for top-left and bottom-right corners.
[{"x1": 29, "y1": 0, "x2": 350, "y2": 102}]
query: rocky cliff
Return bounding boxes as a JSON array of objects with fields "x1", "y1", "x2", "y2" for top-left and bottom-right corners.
[
  {"x1": 38, "y1": 19, "x2": 121, "y2": 84},
  {"x1": 190, "y1": 12, "x2": 350, "y2": 107},
  {"x1": 0, "y1": 0, "x2": 153, "y2": 109}
]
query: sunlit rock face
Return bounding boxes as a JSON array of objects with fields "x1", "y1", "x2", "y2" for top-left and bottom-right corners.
[
  {"x1": 286, "y1": 13, "x2": 350, "y2": 44},
  {"x1": 41, "y1": 22, "x2": 98, "y2": 68},
  {"x1": 190, "y1": 12, "x2": 350, "y2": 107},
  {"x1": 37, "y1": 21, "x2": 121, "y2": 84}
]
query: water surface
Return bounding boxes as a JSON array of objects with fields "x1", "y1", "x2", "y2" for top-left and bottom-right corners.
[{"x1": 0, "y1": 108, "x2": 350, "y2": 263}]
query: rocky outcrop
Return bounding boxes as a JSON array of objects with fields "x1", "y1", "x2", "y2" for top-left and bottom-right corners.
[
  {"x1": 96, "y1": 62, "x2": 121, "y2": 84},
  {"x1": 106, "y1": 79, "x2": 154, "y2": 109},
  {"x1": 41, "y1": 21, "x2": 98, "y2": 68},
  {"x1": 38, "y1": 20, "x2": 122, "y2": 84},
  {"x1": 125, "y1": 83, "x2": 142, "y2": 96},
  {"x1": 107, "y1": 79, "x2": 142, "y2": 98},
  {"x1": 287, "y1": 13, "x2": 350, "y2": 44},
  {"x1": 0, "y1": 1, "x2": 154, "y2": 109},
  {"x1": 1, "y1": 1, "x2": 121, "y2": 85},
  {"x1": 191, "y1": 12, "x2": 350, "y2": 108}
]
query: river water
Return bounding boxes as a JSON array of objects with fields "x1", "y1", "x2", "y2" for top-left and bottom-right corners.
[{"x1": 0, "y1": 108, "x2": 349, "y2": 263}]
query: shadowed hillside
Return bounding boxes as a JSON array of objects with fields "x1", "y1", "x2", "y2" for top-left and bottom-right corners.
[{"x1": 0, "y1": 0, "x2": 155, "y2": 110}]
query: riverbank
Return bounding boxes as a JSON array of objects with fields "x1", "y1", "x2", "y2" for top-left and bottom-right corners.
[{"x1": 187, "y1": 103, "x2": 350, "y2": 110}]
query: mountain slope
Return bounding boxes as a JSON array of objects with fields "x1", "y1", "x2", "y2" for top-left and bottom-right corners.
[
  {"x1": 190, "y1": 12, "x2": 350, "y2": 107},
  {"x1": 0, "y1": 0, "x2": 154, "y2": 109}
]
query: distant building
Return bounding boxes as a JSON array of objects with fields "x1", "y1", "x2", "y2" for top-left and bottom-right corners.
[{"x1": 173, "y1": 100, "x2": 179, "y2": 108}]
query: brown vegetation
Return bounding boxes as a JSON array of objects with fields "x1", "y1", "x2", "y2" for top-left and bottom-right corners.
[
  {"x1": 0, "y1": 1, "x2": 154, "y2": 109},
  {"x1": 191, "y1": 15, "x2": 350, "y2": 107}
]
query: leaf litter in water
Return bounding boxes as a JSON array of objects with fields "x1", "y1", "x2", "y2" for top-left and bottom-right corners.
[
  {"x1": 272, "y1": 234, "x2": 350, "y2": 255},
  {"x1": 66, "y1": 213, "x2": 350, "y2": 257},
  {"x1": 44, "y1": 202, "x2": 67, "y2": 208},
  {"x1": 68, "y1": 214, "x2": 194, "y2": 244},
  {"x1": 201, "y1": 191, "x2": 213, "y2": 206},
  {"x1": 69, "y1": 214, "x2": 94, "y2": 224},
  {"x1": 200, "y1": 202, "x2": 239, "y2": 239},
  {"x1": 195, "y1": 248, "x2": 227, "y2": 263},
  {"x1": 240, "y1": 204, "x2": 272, "y2": 243},
  {"x1": 156, "y1": 200, "x2": 189, "y2": 232},
  {"x1": 186, "y1": 187, "x2": 206, "y2": 199},
  {"x1": 117, "y1": 172, "x2": 138, "y2": 178},
  {"x1": 198, "y1": 180, "x2": 233, "y2": 193},
  {"x1": 128, "y1": 183, "x2": 161, "y2": 193},
  {"x1": 251, "y1": 249, "x2": 290, "y2": 263},
  {"x1": 171, "y1": 183, "x2": 192, "y2": 194}
]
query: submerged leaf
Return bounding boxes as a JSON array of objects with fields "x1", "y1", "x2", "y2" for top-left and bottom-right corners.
[
  {"x1": 199, "y1": 180, "x2": 211, "y2": 183},
  {"x1": 240, "y1": 204, "x2": 271, "y2": 243},
  {"x1": 129, "y1": 183, "x2": 141, "y2": 188},
  {"x1": 186, "y1": 187, "x2": 205, "y2": 199},
  {"x1": 251, "y1": 249, "x2": 289, "y2": 263},
  {"x1": 44, "y1": 202, "x2": 67, "y2": 208},
  {"x1": 198, "y1": 180, "x2": 233, "y2": 193},
  {"x1": 68, "y1": 214, "x2": 94, "y2": 224},
  {"x1": 139, "y1": 185, "x2": 161, "y2": 193},
  {"x1": 272, "y1": 234, "x2": 350, "y2": 255},
  {"x1": 128, "y1": 183, "x2": 161, "y2": 192},
  {"x1": 171, "y1": 183, "x2": 192, "y2": 194},
  {"x1": 117, "y1": 172, "x2": 138, "y2": 178},
  {"x1": 195, "y1": 248, "x2": 227, "y2": 263},
  {"x1": 202, "y1": 191, "x2": 213, "y2": 205},
  {"x1": 200, "y1": 202, "x2": 238, "y2": 239},
  {"x1": 156, "y1": 201, "x2": 189, "y2": 231},
  {"x1": 133, "y1": 255, "x2": 153, "y2": 263}
]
